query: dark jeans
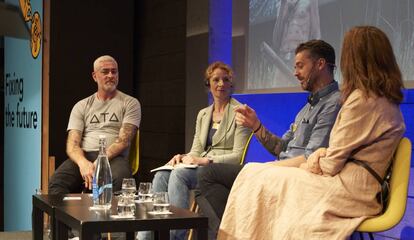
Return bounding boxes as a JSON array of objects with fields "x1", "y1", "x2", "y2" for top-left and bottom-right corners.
[
  {"x1": 196, "y1": 163, "x2": 244, "y2": 239},
  {"x1": 48, "y1": 151, "x2": 131, "y2": 195}
]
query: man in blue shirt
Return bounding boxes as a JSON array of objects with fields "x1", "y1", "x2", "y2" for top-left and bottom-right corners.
[{"x1": 196, "y1": 39, "x2": 341, "y2": 239}]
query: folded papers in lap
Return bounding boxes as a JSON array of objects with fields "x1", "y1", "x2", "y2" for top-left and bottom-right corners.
[{"x1": 150, "y1": 164, "x2": 197, "y2": 173}]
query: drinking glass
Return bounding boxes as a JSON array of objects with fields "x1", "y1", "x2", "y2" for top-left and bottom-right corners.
[
  {"x1": 153, "y1": 192, "x2": 170, "y2": 213},
  {"x1": 117, "y1": 194, "x2": 136, "y2": 217},
  {"x1": 122, "y1": 178, "x2": 137, "y2": 196},
  {"x1": 138, "y1": 182, "x2": 153, "y2": 202}
]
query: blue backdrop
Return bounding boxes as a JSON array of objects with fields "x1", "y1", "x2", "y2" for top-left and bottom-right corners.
[
  {"x1": 234, "y1": 90, "x2": 414, "y2": 165},
  {"x1": 4, "y1": 0, "x2": 43, "y2": 231}
]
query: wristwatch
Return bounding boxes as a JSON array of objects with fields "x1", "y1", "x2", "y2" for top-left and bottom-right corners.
[{"x1": 207, "y1": 156, "x2": 214, "y2": 164}]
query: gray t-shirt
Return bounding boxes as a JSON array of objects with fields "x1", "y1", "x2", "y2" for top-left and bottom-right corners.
[{"x1": 67, "y1": 90, "x2": 141, "y2": 156}]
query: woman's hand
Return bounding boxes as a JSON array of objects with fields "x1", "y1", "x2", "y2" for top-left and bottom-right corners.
[
  {"x1": 167, "y1": 154, "x2": 184, "y2": 166},
  {"x1": 181, "y1": 155, "x2": 210, "y2": 166},
  {"x1": 304, "y1": 148, "x2": 327, "y2": 175},
  {"x1": 181, "y1": 155, "x2": 196, "y2": 165}
]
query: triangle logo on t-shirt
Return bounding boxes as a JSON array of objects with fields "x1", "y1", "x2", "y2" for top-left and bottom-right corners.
[
  {"x1": 90, "y1": 115, "x2": 100, "y2": 124},
  {"x1": 109, "y1": 113, "x2": 119, "y2": 122}
]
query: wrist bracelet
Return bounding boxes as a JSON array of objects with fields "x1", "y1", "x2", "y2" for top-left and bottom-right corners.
[{"x1": 253, "y1": 122, "x2": 262, "y2": 133}]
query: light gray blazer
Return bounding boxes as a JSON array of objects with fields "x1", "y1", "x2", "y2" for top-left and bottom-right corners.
[{"x1": 187, "y1": 98, "x2": 251, "y2": 165}]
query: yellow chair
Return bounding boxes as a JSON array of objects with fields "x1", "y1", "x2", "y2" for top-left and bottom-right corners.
[
  {"x1": 356, "y1": 137, "x2": 411, "y2": 239},
  {"x1": 240, "y1": 132, "x2": 254, "y2": 165},
  {"x1": 128, "y1": 130, "x2": 140, "y2": 176}
]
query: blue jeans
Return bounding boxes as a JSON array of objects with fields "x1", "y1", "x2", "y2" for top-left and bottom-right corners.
[{"x1": 138, "y1": 168, "x2": 199, "y2": 240}]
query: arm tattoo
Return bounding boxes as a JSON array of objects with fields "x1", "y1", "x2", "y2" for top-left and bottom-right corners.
[
  {"x1": 66, "y1": 130, "x2": 86, "y2": 163},
  {"x1": 116, "y1": 123, "x2": 137, "y2": 145},
  {"x1": 256, "y1": 126, "x2": 283, "y2": 156},
  {"x1": 107, "y1": 123, "x2": 137, "y2": 159},
  {"x1": 67, "y1": 130, "x2": 82, "y2": 151}
]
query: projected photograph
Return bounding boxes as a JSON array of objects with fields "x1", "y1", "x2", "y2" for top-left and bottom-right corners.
[{"x1": 245, "y1": 0, "x2": 414, "y2": 91}]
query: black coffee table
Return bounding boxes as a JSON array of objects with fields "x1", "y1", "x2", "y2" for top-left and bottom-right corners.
[{"x1": 32, "y1": 194, "x2": 208, "y2": 240}]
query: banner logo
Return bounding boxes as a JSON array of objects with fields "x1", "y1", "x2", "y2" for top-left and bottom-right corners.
[{"x1": 19, "y1": 0, "x2": 42, "y2": 58}]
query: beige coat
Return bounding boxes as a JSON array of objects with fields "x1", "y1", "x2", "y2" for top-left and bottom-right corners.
[
  {"x1": 188, "y1": 98, "x2": 251, "y2": 164},
  {"x1": 218, "y1": 90, "x2": 405, "y2": 240}
]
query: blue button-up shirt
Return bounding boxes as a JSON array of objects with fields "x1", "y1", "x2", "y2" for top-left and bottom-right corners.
[{"x1": 278, "y1": 81, "x2": 340, "y2": 160}]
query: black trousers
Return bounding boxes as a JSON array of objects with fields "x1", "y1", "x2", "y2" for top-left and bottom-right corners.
[
  {"x1": 196, "y1": 163, "x2": 244, "y2": 239},
  {"x1": 48, "y1": 151, "x2": 131, "y2": 195}
]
